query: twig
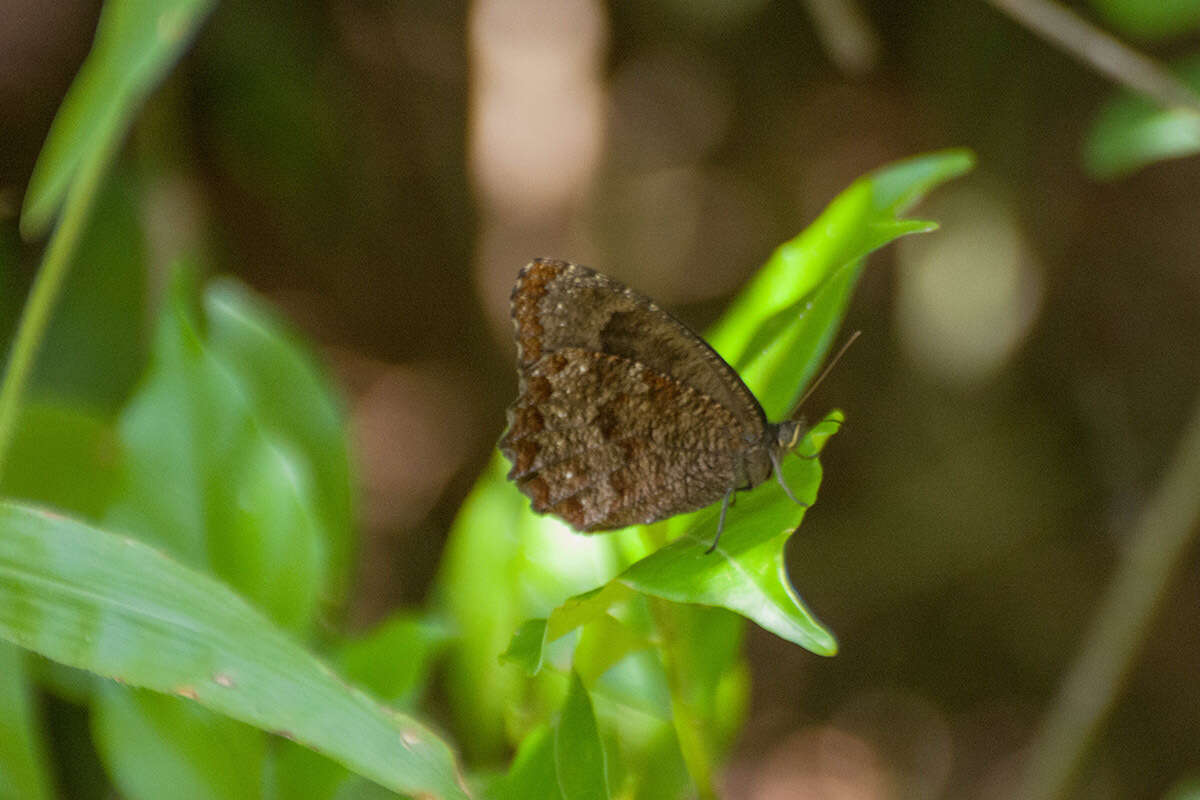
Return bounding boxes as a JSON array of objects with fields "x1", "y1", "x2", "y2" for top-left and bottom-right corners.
[
  {"x1": 988, "y1": 0, "x2": 1200, "y2": 114},
  {"x1": 801, "y1": 0, "x2": 881, "y2": 74},
  {"x1": 1021, "y1": 391, "x2": 1200, "y2": 799}
]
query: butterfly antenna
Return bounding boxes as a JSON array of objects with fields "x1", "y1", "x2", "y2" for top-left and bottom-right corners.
[{"x1": 787, "y1": 330, "x2": 861, "y2": 420}]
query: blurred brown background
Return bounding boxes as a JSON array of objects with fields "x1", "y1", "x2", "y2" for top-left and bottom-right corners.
[{"x1": 3, "y1": 0, "x2": 1199, "y2": 797}]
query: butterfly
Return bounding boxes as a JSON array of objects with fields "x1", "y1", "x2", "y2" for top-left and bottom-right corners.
[{"x1": 499, "y1": 258, "x2": 830, "y2": 550}]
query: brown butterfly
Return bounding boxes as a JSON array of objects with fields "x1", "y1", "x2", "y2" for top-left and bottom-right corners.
[{"x1": 499, "y1": 259, "x2": 832, "y2": 549}]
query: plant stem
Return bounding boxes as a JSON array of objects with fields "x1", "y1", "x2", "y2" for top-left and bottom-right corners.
[
  {"x1": 0, "y1": 140, "x2": 115, "y2": 481},
  {"x1": 1021, "y1": 391, "x2": 1200, "y2": 799}
]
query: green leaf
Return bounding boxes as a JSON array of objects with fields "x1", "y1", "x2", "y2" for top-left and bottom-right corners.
[
  {"x1": 709, "y1": 148, "x2": 973, "y2": 418},
  {"x1": 204, "y1": 280, "x2": 357, "y2": 609},
  {"x1": 266, "y1": 614, "x2": 451, "y2": 800},
  {"x1": 32, "y1": 167, "x2": 147, "y2": 412},
  {"x1": 91, "y1": 685, "x2": 266, "y2": 800},
  {"x1": 335, "y1": 613, "x2": 451, "y2": 709},
  {"x1": 0, "y1": 402, "x2": 120, "y2": 521},
  {"x1": 21, "y1": 0, "x2": 217, "y2": 236},
  {"x1": 1084, "y1": 55, "x2": 1200, "y2": 179},
  {"x1": 572, "y1": 615, "x2": 653, "y2": 687},
  {"x1": 502, "y1": 619, "x2": 550, "y2": 677},
  {"x1": 554, "y1": 674, "x2": 609, "y2": 800},
  {"x1": 0, "y1": 502, "x2": 469, "y2": 800},
  {"x1": 436, "y1": 454, "x2": 633, "y2": 760},
  {"x1": 107, "y1": 273, "x2": 327, "y2": 635},
  {"x1": 485, "y1": 726, "x2": 562, "y2": 800},
  {"x1": 0, "y1": 642, "x2": 53, "y2": 800}
]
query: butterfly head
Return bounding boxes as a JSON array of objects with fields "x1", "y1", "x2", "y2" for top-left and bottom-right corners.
[{"x1": 775, "y1": 419, "x2": 804, "y2": 453}]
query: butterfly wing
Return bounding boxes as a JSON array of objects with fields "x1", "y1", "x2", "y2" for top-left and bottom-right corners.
[
  {"x1": 509, "y1": 259, "x2": 767, "y2": 435},
  {"x1": 500, "y1": 259, "x2": 773, "y2": 531}
]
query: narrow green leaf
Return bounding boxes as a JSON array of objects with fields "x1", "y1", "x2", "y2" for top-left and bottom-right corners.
[
  {"x1": 547, "y1": 584, "x2": 637, "y2": 642},
  {"x1": 0, "y1": 503, "x2": 470, "y2": 800},
  {"x1": 33, "y1": 167, "x2": 147, "y2": 411},
  {"x1": 0, "y1": 642, "x2": 53, "y2": 800},
  {"x1": 555, "y1": 673, "x2": 609, "y2": 800},
  {"x1": 21, "y1": 0, "x2": 217, "y2": 236}
]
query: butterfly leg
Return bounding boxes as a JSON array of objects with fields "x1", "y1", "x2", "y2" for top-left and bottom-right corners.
[
  {"x1": 706, "y1": 488, "x2": 736, "y2": 554},
  {"x1": 769, "y1": 449, "x2": 811, "y2": 508}
]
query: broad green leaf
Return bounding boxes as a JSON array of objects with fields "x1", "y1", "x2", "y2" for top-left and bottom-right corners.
[
  {"x1": 92, "y1": 686, "x2": 265, "y2": 800},
  {"x1": 0, "y1": 503, "x2": 469, "y2": 800},
  {"x1": 554, "y1": 673, "x2": 609, "y2": 800},
  {"x1": 268, "y1": 613, "x2": 446, "y2": 800},
  {"x1": 21, "y1": 0, "x2": 217, "y2": 236},
  {"x1": 107, "y1": 273, "x2": 325, "y2": 635},
  {"x1": 0, "y1": 642, "x2": 53, "y2": 800},
  {"x1": 1084, "y1": 56, "x2": 1200, "y2": 179},
  {"x1": 204, "y1": 280, "x2": 357, "y2": 609}
]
